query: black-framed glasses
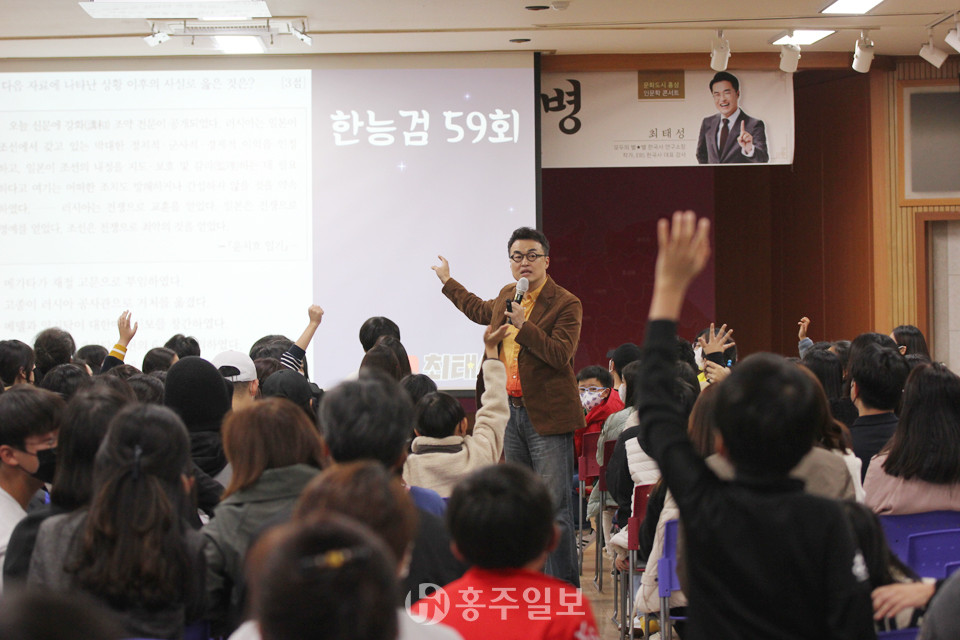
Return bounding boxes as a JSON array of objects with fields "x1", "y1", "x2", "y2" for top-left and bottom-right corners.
[{"x1": 509, "y1": 252, "x2": 547, "y2": 263}]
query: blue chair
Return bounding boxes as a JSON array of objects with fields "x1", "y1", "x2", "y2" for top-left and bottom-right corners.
[
  {"x1": 657, "y1": 519, "x2": 686, "y2": 640},
  {"x1": 877, "y1": 628, "x2": 919, "y2": 639},
  {"x1": 945, "y1": 560, "x2": 960, "y2": 577},
  {"x1": 907, "y1": 529, "x2": 960, "y2": 578},
  {"x1": 879, "y1": 511, "x2": 960, "y2": 562}
]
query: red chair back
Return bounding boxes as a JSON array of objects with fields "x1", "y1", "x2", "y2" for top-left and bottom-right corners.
[
  {"x1": 627, "y1": 483, "x2": 655, "y2": 550},
  {"x1": 577, "y1": 431, "x2": 602, "y2": 481},
  {"x1": 596, "y1": 439, "x2": 617, "y2": 492}
]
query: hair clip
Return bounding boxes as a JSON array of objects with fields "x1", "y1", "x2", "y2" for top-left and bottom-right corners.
[{"x1": 299, "y1": 547, "x2": 371, "y2": 573}]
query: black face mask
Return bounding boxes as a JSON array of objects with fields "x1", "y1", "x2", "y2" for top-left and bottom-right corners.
[{"x1": 17, "y1": 448, "x2": 57, "y2": 484}]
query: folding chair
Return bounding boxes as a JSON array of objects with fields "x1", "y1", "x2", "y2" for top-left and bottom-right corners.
[
  {"x1": 879, "y1": 511, "x2": 960, "y2": 563},
  {"x1": 616, "y1": 482, "x2": 654, "y2": 640},
  {"x1": 906, "y1": 528, "x2": 960, "y2": 578},
  {"x1": 658, "y1": 519, "x2": 687, "y2": 640},
  {"x1": 592, "y1": 438, "x2": 617, "y2": 592},
  {"x1": 577, "y1": 431, "x2": 601, "y2": 575}
]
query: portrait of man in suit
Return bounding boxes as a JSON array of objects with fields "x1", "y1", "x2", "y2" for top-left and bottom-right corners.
[{"x1": 696, "y1": 71, "x2": 769, "y2": 164}]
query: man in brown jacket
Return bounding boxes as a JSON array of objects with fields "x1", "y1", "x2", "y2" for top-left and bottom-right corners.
[{"x1": 432, "y1": 227, "x2": 584, "y2": 586}]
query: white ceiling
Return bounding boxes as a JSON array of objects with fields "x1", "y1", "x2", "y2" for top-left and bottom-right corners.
[{"x1": 0, "y1": 0, "x2": 957, "y2": 59}]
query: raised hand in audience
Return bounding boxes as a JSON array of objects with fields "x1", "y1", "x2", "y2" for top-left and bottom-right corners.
[
  {"x1": 483, "y1": 323, "x2": 510, "y2": 359},
  {"x1": 431, "y1": 255, "x2": 451, "y2": 284},
  {"x1": 871, "y1": 582, "x2": 935, "y2": 620},
  {"x1": 117, "y1": 310, "x2": 138, "y2": 348},
  {"x1": 294, "y1": 305, "x2": 324, "y2": 352},
  {"x1": 697, "y1": 322, "x2": 735, "y2": 355},
  {"x1": 703, "y1": 359, "x2": 730, "y2": 385},
  {"x1": 798, "y1": 316, "x2": 811, "y2": 341},
  {"x1": 649, "y1": 210, "x2": 711, "y2": 320}
]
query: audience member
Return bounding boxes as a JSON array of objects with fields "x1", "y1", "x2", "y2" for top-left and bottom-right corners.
[
  {"x1": 253, "y1": 357, "x2": 284, "y2": 392},
  {"x1": 403, "y1": 324, "x2": 509, "y2": 497},
  {"x1": 257, "y1": 517, "x2": 400, "y2": 640},
  {"x1": 319, "y1": 371, "x2": 467, "y2": 604},
  {"x1": 848, "y1": 341, "x2": 909, "y2": 480},
  {"x1": 292, "y1": 461, "x2": 462, "y2": 640},
  {"x1": 803, "y1": 348, "x2": 858, "y2": 427},
  {"x1": 213, "y1": 350, "x2": 260, "y2": 413},
  {"x1": 359, "y1": 316, "x2": 401, "y2": 353},
  {"x1": 0, "y1": 386, "x2": 63, "y2": 592},
  {"x1": 142, "y1": 346, "x2": 178, "y2": 374},
  {"x1": 3, "y1": 386, "x2": 130, "y2": 583},
  {"x1": 606, "y1": 342, "x2": 643, "y2": 403},
  {"x1": 360, "y1": 343, "x2": 402, "y2": 380},
  {"x1": 74, "y1": 344, "x2": 107, "y2": 374},
  {"x1": 412, "y1": 463, "x2": 598, "y2": 639},
  {"x1": 891, "y1": 324, "x2": 930, "y2": 358},
  {"x1": 33, "y1": 328, "x2": 76, "y2": 384},
  {"x1": 103, "y1": 363, "x2": 141, "y2": 380},
  {"x1": 864, "y1": 362, "x2": 960, "y2": 514},
  {"x1": 28, "y1": 404, "x2": 206, "y2": 639},
  {"x1": 400, "y1": 373, "x2": 438, "y2": 406},
  {"x1": 574, "y1": 364, "x2": 625, "y2": 459},
  {"x1": 636, "y1": 211, "x2": 874, "y2": 638},
  {"x1": 202, "y1": 398, "x2": 324, "y2": 634},
  {"x1": 375, "y1": 335, "x2": 413, "y2": 378},
  {"x1": 0, "y1": 340, "x2": 36, "y2": 388},
  {"x1": 164, "y1": 355, "x2": 233, "y2": 506},
  {"x1": 164, "y1": 333, "x2": 201, "y2": 359},
  {"x1": 98, "y1": 311, "x2": 137, "y2": 375},
  {"x1": 125, "y1": 373, "x2": 165, "y2": 404},
  {"x1": 37, "y1": 363, "x2": 91, "y2": 400},
  {"x1": 261, "y1": 370, "x2": 318, "y2": 424}
]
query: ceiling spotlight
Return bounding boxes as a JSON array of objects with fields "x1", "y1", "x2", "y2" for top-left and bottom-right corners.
[
  {"x1": 919, "y1": 29, "x2": 949, "y2": 68},
  {"x1": 143, "y1": 31, "x2": 170, "y2": 46},
  {"x1": 852, "y1": 31, "x2": 874, "y2": 73},
  {"x1": 946, "y1": 14, "x2": 960, "y2": 53},
  {"x1": 780, "y1": 43, "x2": 801, "y2": 73},
  {"x1": 292, "y1": 26, "x2": 312, "y2": 46},
  {"x1": 710, "y1": 30, "x2": 731, "y2": 72}
]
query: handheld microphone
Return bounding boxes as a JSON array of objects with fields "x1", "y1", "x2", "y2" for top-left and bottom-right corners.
[
  {"x1": 514, "y1": 277, "x2": 529, "y2": 303},
  {"x1": 506, "y1": 277, "x2": 529, "y2": 322}
]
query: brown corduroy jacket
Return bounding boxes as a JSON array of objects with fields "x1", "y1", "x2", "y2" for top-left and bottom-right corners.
[{"x1": 441, "y1": 275, "x2": 585, "y2": 436}]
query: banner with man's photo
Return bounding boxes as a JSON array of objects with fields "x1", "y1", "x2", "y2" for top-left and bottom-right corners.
[{"x1": 540, "y1": 70, "x2": 795, "y2": 167}]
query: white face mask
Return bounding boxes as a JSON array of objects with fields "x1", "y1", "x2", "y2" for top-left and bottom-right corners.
[
  {"x1": 694, "y1": 345, "x2": 704, "y2": 370},
  {"x1": 617, "y1": 383, "x2": 627, "y2": 402}
]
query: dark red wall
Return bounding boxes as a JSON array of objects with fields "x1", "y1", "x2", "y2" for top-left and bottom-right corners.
[{"x1": 542, "y1": 167, "x2": 715, "y2": 371}]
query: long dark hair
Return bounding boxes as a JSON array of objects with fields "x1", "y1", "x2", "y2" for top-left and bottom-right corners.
[
  {"x1": 892, "y1": 325, "x2": 930, "y2": 358},
  {"x1": 50, "y1": 386, "x2": 132, "y2": 510},
  {"x1": 802, "y1": 349, "x2": 843, "y2": 401},
  {"x1": 883, "y1": 363, "x2": 960, "y2": 483},
  {"x1": 70, "y1": 404, "x2": 194, "y2": 608}
]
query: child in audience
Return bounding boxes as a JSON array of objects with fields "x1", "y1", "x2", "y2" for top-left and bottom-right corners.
[
  {"x1": 402, "y1": 324, "x2": 509, "y2": 498},
  {"x1": 637, "y1": 210, "x2": 874, "y2": 639},
  {"x1": 574, "y1": 365, "x2": 625, "y2": 458},
  {"x1": 411, "y1": 463, "x2": 598, "y2": 639}
]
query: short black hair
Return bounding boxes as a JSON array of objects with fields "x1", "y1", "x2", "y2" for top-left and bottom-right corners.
[
  {"x1": 674, "y1": 337, "x2": 697, "y2": 372},
  {"x1": 415, "y1": 392, "x2": 466, "y2": 439},
  {"x1": 848, "y1": 343, "x2": 908, "y2": 412},
  {"x1": 358, "y1": 317, "x2": 400, "y2": 353},
  {"x1": 164, "y1": 334, "x2": 201, "y2": 358},
  {"x1": 713, "y1": 353, "x2": 819, "y2": 477},
  {"x1": 577, "y1": 365, "x2": 613, "y2": 389},
  {"x1": 846, "y1": 332, "x2": 897, "y2": 377},
  {"x1": 709, "y1": 71, "x2": 739, "y2": 93},
  {"x1": 74, "y1": 345, "x2": 108, "y2": 373},
  {"x1": 38, "y1": 364, "x2": 91, "y2": 400},
  {"x1": 0, "y1": 340, "x2": 34, "y2": 386},
  {"x1": 622, "y1": 360, "x2": 643, "y2": 407},
  {"x1": 319, "y1": 371, "x2": 414, "y2": 468},
  {"x1": 447, "y1": 463, "x2": 554, "y2": 569},
  {"x1": 507, "y1": 227, "x2": 550, "y2": 255},
  {"x1": 359, "y1": 344, "x2": 401, "y2": 381},
  {"x1": 400, "y1": 373, "x2": 437, "y2": 406},
  {"x1": 126, "y1": 374, "x2": 165, "y2": 404},
  {"x1": 0, "y1": 386, "x2": 65, "y2": 449},
  {"x1": 33, "y1": 328, "x2": 76, "y2": 381},
  {"x1": 142, "y1": 347, "x2": 178, "y2": 374}
]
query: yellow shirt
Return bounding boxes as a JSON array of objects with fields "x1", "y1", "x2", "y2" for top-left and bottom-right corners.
[{"x1": 501, "y1": 280, "x2": 546, "y2": 397}]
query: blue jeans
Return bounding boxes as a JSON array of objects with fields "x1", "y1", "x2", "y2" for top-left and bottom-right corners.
[{"x1": 504, "y1": 404, "x2": 580, "y2": 587}]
